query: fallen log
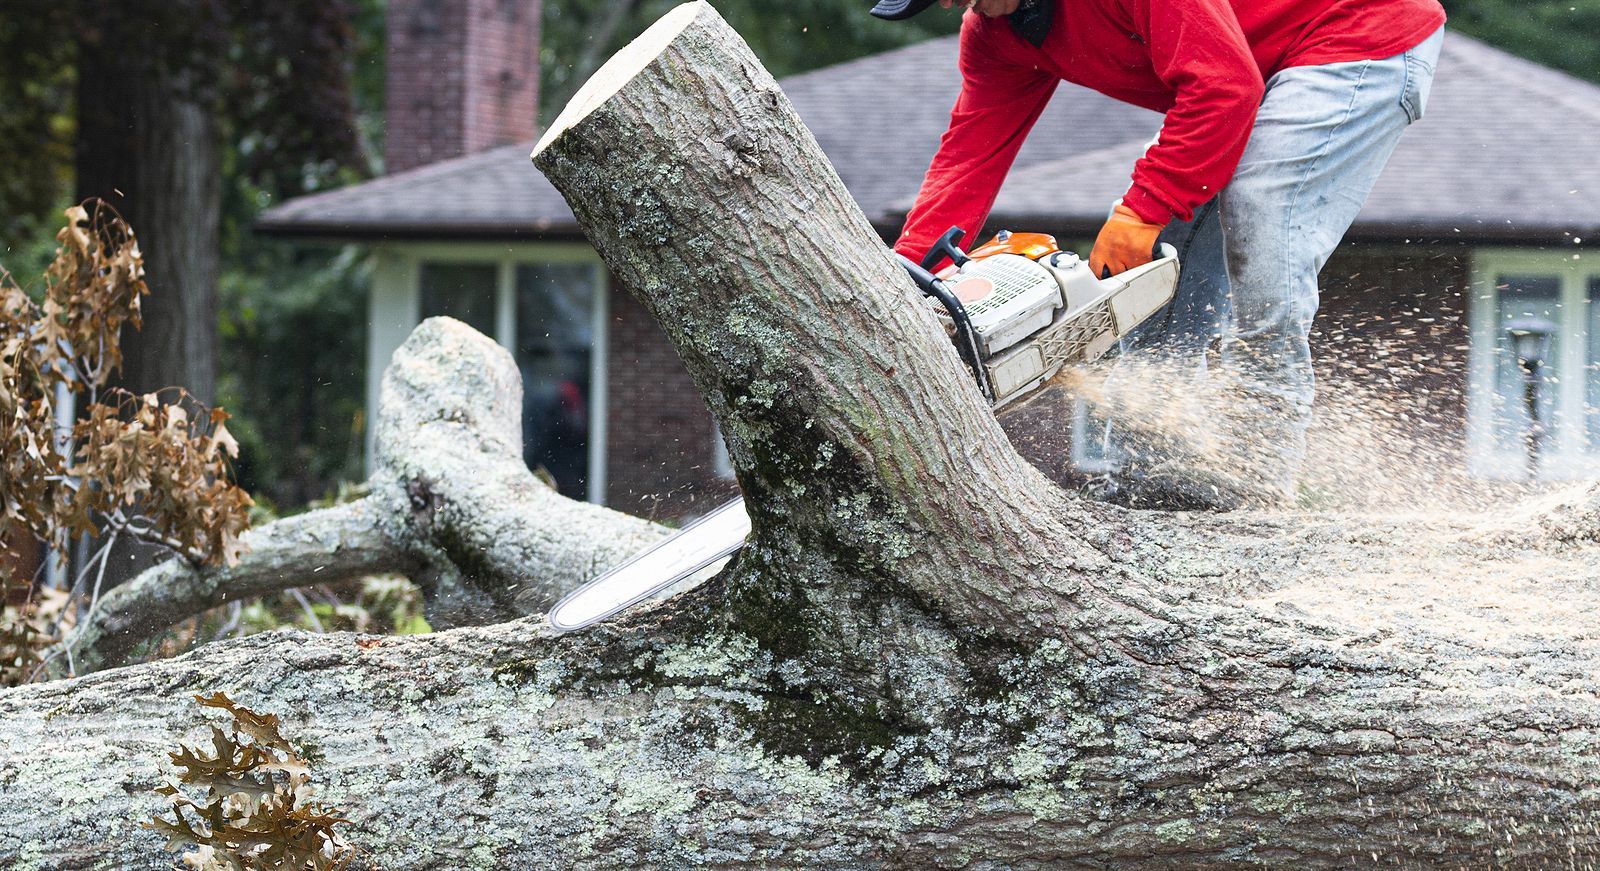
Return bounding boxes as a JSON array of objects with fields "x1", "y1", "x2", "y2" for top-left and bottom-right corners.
[{"x1": 54, "y1": 318, "x2": 665, "y2": 675}]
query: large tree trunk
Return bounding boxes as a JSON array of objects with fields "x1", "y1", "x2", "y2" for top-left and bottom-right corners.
[
  {"x1": 7, "y1": 4, "x2": 1600, "y2": 867},
  {"x1": 75, "y1": 0, "x2": 224, "y2": 588},
  {"x1": 76, "y1": 0, "x2": 222, "y2": 405}
]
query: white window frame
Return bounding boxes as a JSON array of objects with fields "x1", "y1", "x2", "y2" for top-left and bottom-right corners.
[
  {"x1": 1467, "y1": 247, "x2": 1600, "y2": 480},
  {"x1": 367, "y1": 242, "x2": 610, "y2": 504}
]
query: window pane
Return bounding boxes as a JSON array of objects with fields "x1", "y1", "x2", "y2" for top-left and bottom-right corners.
[
  {"x1": 1491, "y1": 274, "x2": 1561, "y2": 454},
  {"x1": 516, "y1": 263, "x2": 596, "y2": 499},
  {"x1": 419, "y1": 263, "x2": 497, "y2": 338}
]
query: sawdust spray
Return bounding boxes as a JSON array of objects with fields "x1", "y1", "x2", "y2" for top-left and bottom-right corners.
[{"x1": 1050, "y1": 318, "x2": 1544, "y2": 514}]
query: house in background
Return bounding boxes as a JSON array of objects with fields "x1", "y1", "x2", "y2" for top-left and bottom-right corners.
[{"x1": 259, "y1": 4, "x2": 1600, "y2": 516}]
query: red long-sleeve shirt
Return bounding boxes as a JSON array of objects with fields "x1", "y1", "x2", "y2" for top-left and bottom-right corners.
[{"x1": 894, "y1": 0, "x2": 1446, "y2": 260}]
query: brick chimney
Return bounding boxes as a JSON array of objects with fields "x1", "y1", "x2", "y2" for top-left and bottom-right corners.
[{"x1": 385, "y1": 0, "x2": 541, "y2": 174}]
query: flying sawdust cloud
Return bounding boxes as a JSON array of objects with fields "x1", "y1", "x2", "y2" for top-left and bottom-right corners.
[{"x1": 1051, "y1": 288, "x2": 1562, "y2": 515}]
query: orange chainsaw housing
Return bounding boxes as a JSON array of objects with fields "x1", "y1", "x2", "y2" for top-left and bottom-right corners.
[{"x1": 966, "y1": 231, "x2": 1061, "y2": 262}]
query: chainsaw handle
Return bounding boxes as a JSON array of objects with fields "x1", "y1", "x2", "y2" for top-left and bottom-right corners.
[
  {"x1": 896, "y1": 254, "x2": 995, "y2": 404},
  {"x1": 919, "y1": 226, "x2": 972, "y2": 272}
]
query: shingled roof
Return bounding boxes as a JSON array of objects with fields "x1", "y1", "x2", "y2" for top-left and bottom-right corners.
[
  {"x1": 258, "y1": 31, "x2": 1600, "y2": 244},
  {"x1": 984, "y1": 34, "x2": 1600, "y2": 241}
]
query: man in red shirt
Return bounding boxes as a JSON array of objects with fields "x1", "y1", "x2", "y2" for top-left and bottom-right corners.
[{"x1": 874, "y1": 0, "x2": 1445, "y2": 508}]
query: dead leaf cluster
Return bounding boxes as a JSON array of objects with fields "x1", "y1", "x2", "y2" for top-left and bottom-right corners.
[
  {"x1": 1, "y1": 202, "x2": 254, "y2": 684},
  {"x1": 0, "y1": 568, "x2": 73, "y2": 685},
  {"x1": 147, "y1": 692, "x2": 355, "y2": 871}
]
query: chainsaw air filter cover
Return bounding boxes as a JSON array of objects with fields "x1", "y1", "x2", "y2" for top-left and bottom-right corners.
[{"x1": 932, "y1": 254, "x2": 1064, "y2": 357}]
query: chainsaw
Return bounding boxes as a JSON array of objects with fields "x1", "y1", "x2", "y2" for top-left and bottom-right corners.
[
  {"x1": 548, "y1": 228, "x2": 1181, "y2": 632},
  {"x1": 905, "y1": 226, "x2": 1179, "y2": 408}
]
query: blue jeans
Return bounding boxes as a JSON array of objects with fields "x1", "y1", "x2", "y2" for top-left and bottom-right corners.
[{"x1": 1106, "y1": 26, "x2": 1445, "y2": 501}]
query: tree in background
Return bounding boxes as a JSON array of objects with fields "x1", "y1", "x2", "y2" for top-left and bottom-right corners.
[
  {"x1": 0, "y1": 6, "x2": 75, "y2": 284},
  {"x1": 0, "y1": 0, "x2": 381, "y2": 518},
  {"x1": 73, "y1": 0, "x2": 364, "y2": 406},
  {"x1": 1441, "y1": 0, "x2": 1600, "y2": 79}
]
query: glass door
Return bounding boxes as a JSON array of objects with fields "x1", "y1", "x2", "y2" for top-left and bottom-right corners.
[{"x1": 515, "y1": 263, "x2": 597, "y2": 499}]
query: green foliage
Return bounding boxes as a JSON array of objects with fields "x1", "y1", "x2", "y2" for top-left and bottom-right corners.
[
  {"x1": 346, "y1": 0, "x2": 388, "y2": 174},
  {"x1": 217, "y1": 247, "x2": 369, "y2": 510},
  {"x1": 237, "y1": 575, "x2": 433, "y2": 638},
  {"x1": 210, "y1": 0, "x2": 382, "y2": 509},
  {"x1": 0, "y1": 1, "x2": 75, "y2": 261},
  {"x1": 218, "y1": 0, "x2": 365, "y2": 199},
  {"x1": 1440, "y1": 0, "x2": 1600, "y2": 85},
  {"x1": 147, "y1": 692, "x2": 355, "y2": 871},
  {"x1": 136, "y1": 483, "x2": 430, "y2": 663},
  {"x1": 135, "y1": 573, "x2": 432, "y2": 669},
  {"x1": 540, "y1": 0, "x2": 962, "y2": 122}
]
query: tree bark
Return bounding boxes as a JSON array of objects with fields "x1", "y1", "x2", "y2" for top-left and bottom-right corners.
[
  {"x1": 76, "y1": 1, "x2": 221, "y2": 408},
  {"x1": 74, "y1": 2, "x2": 226, "y2": 590},
  {"x1": 7, "y1": 3, "x2": 1600, "y2": 867},
  {"x1": 533, "y1": 2, "x2": 1103, "y2": 645}
]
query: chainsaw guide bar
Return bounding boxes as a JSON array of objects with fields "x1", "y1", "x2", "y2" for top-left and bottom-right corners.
[
  {"x1": 548, "y1": 229, "x2": 1180, "y2": 633},
  {"x1": 547, "y1": 498, "x2": 752, "y2": 633}
]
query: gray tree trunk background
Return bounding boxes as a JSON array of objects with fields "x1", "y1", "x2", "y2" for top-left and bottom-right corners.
[
  {"x1": 75, "y1": 0, "x2": 223, "y2": 590},
  {"x1": 6, "y1": 4, "x2": 1600, "y2": 868}
]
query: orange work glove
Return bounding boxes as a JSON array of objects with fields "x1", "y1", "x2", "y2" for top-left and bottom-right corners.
[{"x1": 1089, "y1": 204, "x2": 1164, "y2": 279}]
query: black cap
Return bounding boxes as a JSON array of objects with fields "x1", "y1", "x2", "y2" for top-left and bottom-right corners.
[{"x1": 870, "y1": 0, "x2": 941, "y2": 21}]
